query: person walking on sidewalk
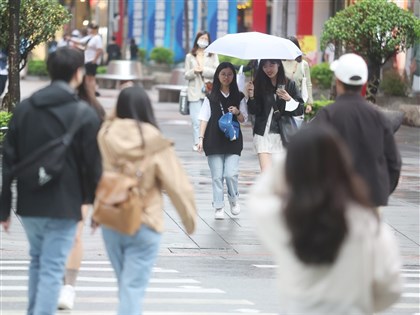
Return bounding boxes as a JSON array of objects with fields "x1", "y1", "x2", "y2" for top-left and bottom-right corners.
[
  {"x1": 249, "y1": 125, "x2": 402, "y2": 315},
  {"x1": 57, "y1": 75, "x2": 106, "y2": 310},
  {"x1": 246, "y1": 59, "x2": 304, "y2": 171},
  {"x1": 0, "y1": 47, "x2": 102, "y2": 315},
  {"x1": 197, "y1": 62, "x2": 248, "y2": 219},
  {"x1": 184, "y1": 30, "x2": 219, "y2": 151},
  {"x1": 313, "y1": 53, "x2": 401, "y2": 207},
  {"x1": 94, "y1": 86, "x2": 196, "y2": 315},
  {"x1": 282, "y1": 36, "x2": 314, "y2": 118},
  {"x1": 72, "y1": 22, "x2": 103, "y2": 96}
]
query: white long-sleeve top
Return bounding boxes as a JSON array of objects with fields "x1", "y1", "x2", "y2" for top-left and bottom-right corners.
[{"x1": 249, "y1": 156, "x2": 402, "y2": 315}]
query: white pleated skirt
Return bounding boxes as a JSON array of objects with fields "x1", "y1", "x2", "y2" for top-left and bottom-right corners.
[{"x1": 253, "y1": 108, "x2": 285, "y2": 154}]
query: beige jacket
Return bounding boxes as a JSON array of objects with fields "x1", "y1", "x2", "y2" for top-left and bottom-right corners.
[
  {"x1": 282, "y1": 59, "x2": 314, "y2": 105},
  {"x1": 97, "y1": 118, "x2": 196, "y2": 234},
  {"x1": 184, "y1": 52, "x2": 219, "y2": 102}
]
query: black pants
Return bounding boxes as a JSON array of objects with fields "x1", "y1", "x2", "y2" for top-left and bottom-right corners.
[{"x1": 0, "y1": 74, "x2": 7, "y2": 96}]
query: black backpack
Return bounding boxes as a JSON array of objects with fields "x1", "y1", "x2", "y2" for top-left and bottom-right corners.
[{"x1": 10, "y1": 103, "x2": 84, "y2": 191}]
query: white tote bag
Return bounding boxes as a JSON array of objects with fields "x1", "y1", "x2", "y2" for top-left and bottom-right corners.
[
  {"x1": 294, "y1": 62, "x2": 307, "y2": 129},
  {"x1": 300, "y1": 62, "x2": 309, "y2": 103},
  {"x1": 236, "y1": 65, "x2": 246, "y2": 93}
]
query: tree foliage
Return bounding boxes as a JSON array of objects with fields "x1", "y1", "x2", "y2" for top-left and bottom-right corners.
[
  {"x1": 321, "y1": 0, "x2": 420, "y2": 102},
  {"x1": 0, "y1": 0, "x2": 70, "y2": 111},
  {"x1": 0, "y1": 0, "x2": 71, "y2": 68},
  {"x1": 321, "y1": 0, "x2": 420, "y2": 66}
]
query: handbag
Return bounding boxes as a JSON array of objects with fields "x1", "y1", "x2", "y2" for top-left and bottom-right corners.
[
  {"x1": 218, "y1": 104, "x2": 240, "y2": 141},
  {"x1": 93, "y1": 170, "x2": 144, "y2": 235},
  {"x1": 300, "y1": 62, "x2": 309, "y2": 103},
  {"x1": 200, "y1": 73, "x2": 213, "y2": 96},
  {"x1": 293, "y1": 62, "x2": 307, "y2": 128},
  {"x1": 278, "y1": 115, "x2": 298, "y2": 148},
  {"x1": 179, "y1": 86, "x2": 189, "y2": 115},
  {"x1": 236, "y1": 65, "x2": 246, "y2": 92}
]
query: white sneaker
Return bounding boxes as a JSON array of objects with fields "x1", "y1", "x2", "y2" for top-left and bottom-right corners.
[
  {"x1": 57, "y1": 284, "x2": 75, "y2": 310},
  {"x1": 214, "y1": 208, "x2": 224, "y2": 220},
  {"x1": 230, "y1": 201, "x2": 241, "y2": 215}
]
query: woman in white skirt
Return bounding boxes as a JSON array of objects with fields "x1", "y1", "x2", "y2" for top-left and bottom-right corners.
[{"x1": 246, "y1": 59, "x2": 304, "y2": 171}]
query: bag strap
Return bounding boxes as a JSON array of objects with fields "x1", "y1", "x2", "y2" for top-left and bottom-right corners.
[
  {"x1": 62, "y1": 104, "x2": 85, "y2": 144},
  {"x1": 10, "y1": 103, "x2": 84, "y2": 177},
  {"x1": 219, "y1": 102, "x2": 225, "y2": 115}
]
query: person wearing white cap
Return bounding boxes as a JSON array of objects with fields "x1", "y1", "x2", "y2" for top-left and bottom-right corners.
[{"x1": 313, "y1": 53, "x2": 401, "y2": 208}]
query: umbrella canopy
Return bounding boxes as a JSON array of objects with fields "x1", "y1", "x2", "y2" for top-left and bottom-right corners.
[{"x1": 205, "y1": 32, "x2": 302, "y2": 60}]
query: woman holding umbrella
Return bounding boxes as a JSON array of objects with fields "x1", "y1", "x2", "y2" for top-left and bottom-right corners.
[{"x1": 247, "y1": 59, "x2": 304, "y2": 171}]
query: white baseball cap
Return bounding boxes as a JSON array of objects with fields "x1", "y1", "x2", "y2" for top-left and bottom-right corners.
[{"x1": 330, "y1": 53, "x2": 368, "y2": 86}]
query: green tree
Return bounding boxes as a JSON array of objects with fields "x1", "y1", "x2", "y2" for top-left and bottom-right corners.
[
  {"x1": 321, "y1": 0, "x2": 420, "y2": 103},
  {"x1": 0, "y1": 0, "x2": 71, "y2": 111}
]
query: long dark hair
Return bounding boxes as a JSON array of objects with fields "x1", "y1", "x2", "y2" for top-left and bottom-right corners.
[
  {"x1": 190, "y1": 30, "x2": 213, "y2": 57},
  {"x1": 283, "y1": 125, "x2": 374, "y2": 265},
  {"x1": 78, "y1": 75, "x2": 105, "y2": 121},
  {"x1": 288, "y1": 36, "x2": 302, "y2": 63},
  {"x1": 208, "y1": 62, "x2": 241, "y2": 104},
  {"x1": 115, "y1": 86, "x2": 158, "y2": 129},
  {"x1": 254, "y1": 59, "x2": 287, "y2": 96}
]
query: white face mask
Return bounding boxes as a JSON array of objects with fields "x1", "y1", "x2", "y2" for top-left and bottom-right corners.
[{"x1": 197, "y1": 40, "x2": 209, "y2": 49}]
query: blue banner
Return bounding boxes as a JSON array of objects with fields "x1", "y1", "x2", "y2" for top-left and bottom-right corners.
[
  {"x1": 127, "y1": 0, "x2": 133, "y2": 40},
  {"x1": 228, "y1": 1, "x2": 238, "y2": 34},
  {"x1": 207, "y1": 1, "x2": 218, "y2": 42},
  {"x1": 164, "y1": 0, "x2": 172, "y2": 47},
  {"x1": 174, "y1": 0, "x2": 184, "y2": 62},
  {"x1": 146, "y1": 0, "x2": 156, "y2": 56}
]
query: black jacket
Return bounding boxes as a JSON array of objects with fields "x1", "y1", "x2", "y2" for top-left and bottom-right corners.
[
  {"x1": 313, "y1": 93, "x2": 401, "y2": 206},
  {"x1": 247, "y1": 79, "x2": 304, "y2": 136},
  {"x1": 0, "y1": 81, "x2": 102, "y2": 221}
]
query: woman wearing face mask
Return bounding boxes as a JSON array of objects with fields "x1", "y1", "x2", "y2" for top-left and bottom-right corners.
[
  {"x1": 246, "y1": 60, "x2": 304, "y2": 172},
  {"x1": 184, "y1": 31, "x2": 219, "y2": 151}
]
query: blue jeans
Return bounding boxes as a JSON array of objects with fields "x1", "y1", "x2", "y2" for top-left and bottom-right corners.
[
  {"x1": 207, "y1": 154, "x2": 240, "y2": 209},
  {"x1": 189, "y1": 100, "x2": 203, "y2": 145},
  {"x1": 20, "y1": 216, "x2": 78, "y2": 315},
  {"x1": 102, "y1": 225, "x2": 162, "y2": 315}
]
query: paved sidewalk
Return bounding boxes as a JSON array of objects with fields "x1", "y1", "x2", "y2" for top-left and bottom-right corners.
[{"x1": 1, "y1": 77, "x2": 419, "y2": 268}]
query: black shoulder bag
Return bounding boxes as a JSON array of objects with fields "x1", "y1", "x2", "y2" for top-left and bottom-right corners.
[{"x1": 10, "y1": 104, "x2": 85, "y2": 191}]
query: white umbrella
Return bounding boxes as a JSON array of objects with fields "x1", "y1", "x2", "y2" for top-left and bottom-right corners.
[{"x1": 205, "y1": 32, "x2": 302, "y2": 60}]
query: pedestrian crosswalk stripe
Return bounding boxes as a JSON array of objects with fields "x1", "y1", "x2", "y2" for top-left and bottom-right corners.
[
  {"x1": 0, "y1": 312, "x2": 279, "y2": 315},
  {"x1": 394, "y1": 303, "x2": 420, "y2": 309},
  {"x1": 0, "y1": 297, "x2": 255, "y2": 305},
  {"x1": 0, "y1": 275, "x2": 199, "y2": 284},
  {"x1": 401, "y1": 269, "x2": 420, "y2": 272},
  {"x1": 0, "y1": 285, "x2": 224, "y2": 293},
  {"x1": 402, "y1": 273, "x2": 420, "y2": 278},
  {"x1": 402, "y1": 292, "x2": 420, "y2": 298},
  {"x1": 0, "y1": 260, "x2": 110, "y2": 265},
  {"x1": 0, "y1": 266, "x2": 178, "y2": 273},
  {"x1": 404, "y1": 283, "x2": 420, "y2": 288},
  {"x1": 252, "y1": 264, "x2": 277, "y2": 268}
]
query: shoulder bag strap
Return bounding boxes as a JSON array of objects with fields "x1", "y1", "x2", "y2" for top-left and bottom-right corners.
[{"x1": 10, "y1": 102, "x2": 85, "y2": 177}]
